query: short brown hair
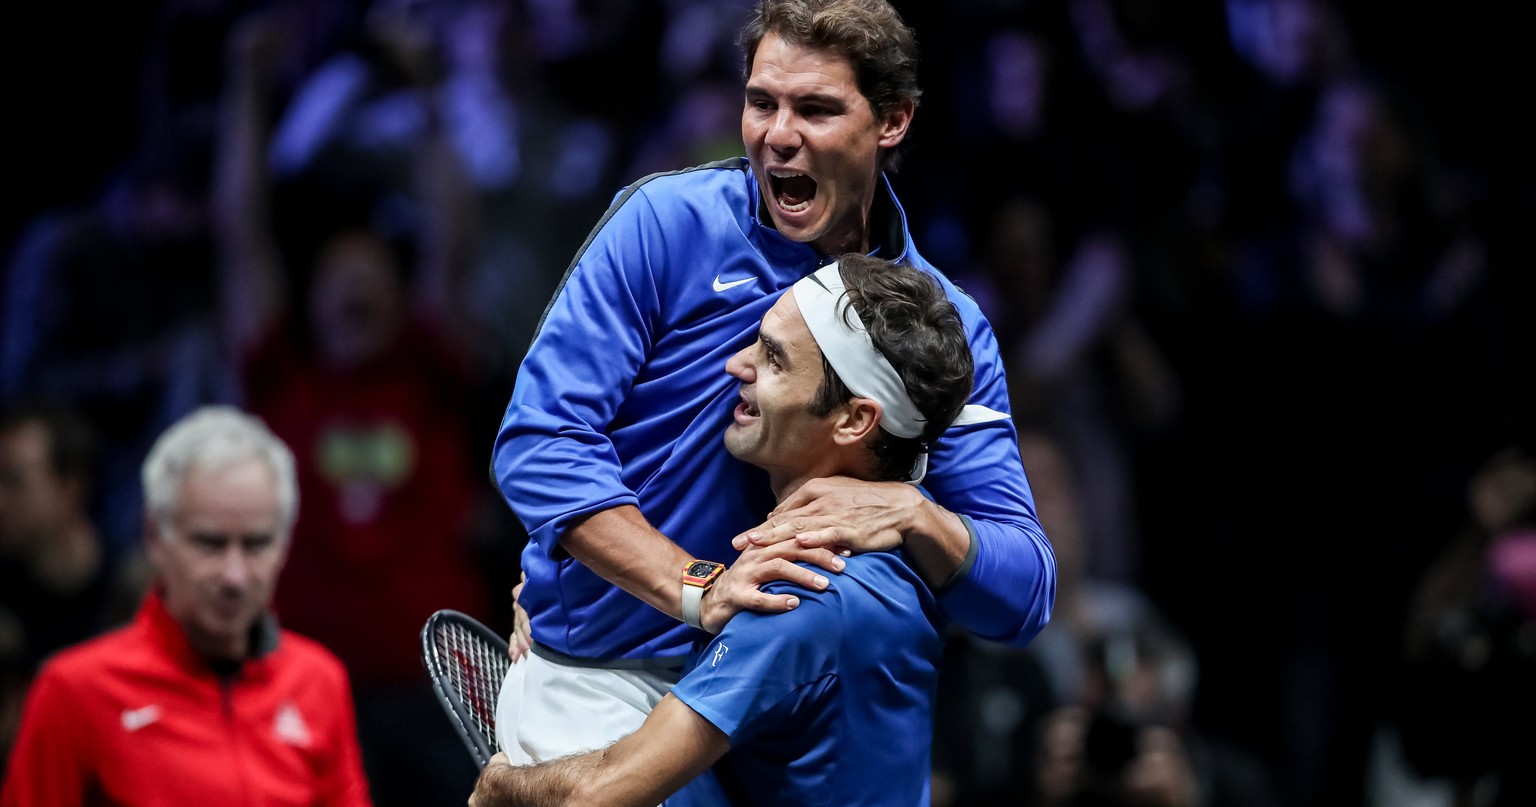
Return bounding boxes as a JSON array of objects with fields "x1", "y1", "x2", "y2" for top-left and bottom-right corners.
[{"x1": 740, "y1": 0, "x2": 923, "y2": 153}]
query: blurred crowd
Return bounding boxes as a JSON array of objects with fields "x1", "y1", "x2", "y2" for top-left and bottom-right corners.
[{"x1": 1, "y1": 0, "x2": 1532, "y2": 806}]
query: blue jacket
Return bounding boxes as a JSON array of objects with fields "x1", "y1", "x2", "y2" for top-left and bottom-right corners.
[
  {"x1": 671, "y1": 551, "x2": 945, "y2": 806},
  {"x1": 492, "y1": 157, "x2": 1055, "y2": 661}
]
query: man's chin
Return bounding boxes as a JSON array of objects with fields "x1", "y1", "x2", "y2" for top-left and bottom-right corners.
[
  {"x1": 723, "y1": 431, "x2": 756, "y2": 464},
  {"x1": 759, "y1": 195, "x2": 825, "y2": 243},
  {"x1": 768, "y1": 214, "x2": 822, "y2": 245}
]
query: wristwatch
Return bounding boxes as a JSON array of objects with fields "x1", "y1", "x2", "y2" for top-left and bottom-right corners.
[{"x1": 681, "y1": 560, "x2": 726, "y2": 631}]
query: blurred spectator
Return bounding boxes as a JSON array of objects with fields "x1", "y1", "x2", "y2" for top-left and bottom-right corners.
[
  {"x1": 930, "y1": 10, "x2": 1184, "y2": 586},
  {"x1": 1215, "y1": 0, "x2": 1360, "y2": 241},
  {"x1": 1236, "y1": 72, "x2": 1489, "y2": 330},
  {"x1": 934, "y1": 426, "x2": 1279, "y2": 807},
  {"x1": 267, "y1": 0, "x2": 523, "y2": 196},
  {"x1": 1019, "y1": 428, "x2": 1282, "y2": 807},
  {"x1": 0, "y1": 138, "x2": 230, "y2": 558},
  {"x1": 930, "y1": 427, "x2": 1069, "y2": 807},
  {"x1": 213, "y1": 8, "x2": 498, "y2": 803},
  {"x1": 961, "y1": 193, "x2": 1180, "y2": 584},
  {"x1": 0, "y1": 402, "x2": 118, "y2": 776},
  {"x1": 1186, "y1": 65, "x2": 1501, "y2": 807},
  {"x1": 0, "y1": 403, "x2": 115, "y2": 674},
  {"x1": 1388, "y1": 445, "x2": 1536, "y2": 806},
  {"x1": 0, "y1": 405, "x2": 372, "y2": 806}
]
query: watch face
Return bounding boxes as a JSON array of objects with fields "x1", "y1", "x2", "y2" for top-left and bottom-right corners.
[{"x1": 686, "y1": 561, "x2": 720, "y2": 578}]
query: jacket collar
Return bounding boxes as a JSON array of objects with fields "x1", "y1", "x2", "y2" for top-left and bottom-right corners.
[
  {"x1": 137, "y1": 587, "x2": 282, "y2": 679},
  {"x1": 746, "y1": 165, "x2": 913, "y2": 264}
]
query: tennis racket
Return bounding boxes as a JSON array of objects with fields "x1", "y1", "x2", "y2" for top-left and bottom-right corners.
[{"x1": 421, "y1": 609, "x2": 512, "y2": 768}]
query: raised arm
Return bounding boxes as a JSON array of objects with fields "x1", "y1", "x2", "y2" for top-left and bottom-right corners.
[
  {"x1": 406, "y1": 64, "x2": 481, "y2": 338},
  {"x1": 210, "y1": 11, "x2": 289, "y2": 356},
  {"x1": 468, "y1": 694, "x2": 728, "y2": 807}
]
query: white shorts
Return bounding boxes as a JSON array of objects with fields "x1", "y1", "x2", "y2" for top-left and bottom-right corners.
[{"x1": 494, "y1": 648, "x2": 682, "y2": 764}]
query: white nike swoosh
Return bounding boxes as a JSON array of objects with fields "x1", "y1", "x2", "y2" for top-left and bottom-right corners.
[
  {"x1": 121, "y1": 704, "x2": 162, "y2": 732},
  {"x1": 713, "y1": 275, "x2": 757, "y2": 293}
]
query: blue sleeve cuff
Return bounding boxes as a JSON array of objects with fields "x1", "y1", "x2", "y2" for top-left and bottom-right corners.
[{"x1": 933, "y1": 514, "x2": 979, "y2": 595}]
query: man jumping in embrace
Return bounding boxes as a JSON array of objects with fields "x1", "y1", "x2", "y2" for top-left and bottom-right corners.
[
  {"x1": 476, "y1": 255, "x2": 977, "y2": 806},
  {"x1": 492, "y1": 0, "x2": 1055, "y2": 767}
]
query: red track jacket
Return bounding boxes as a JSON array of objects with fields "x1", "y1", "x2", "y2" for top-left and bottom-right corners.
[{"x1": 1, "y1": 590, "x2": 373, "y2": 806}]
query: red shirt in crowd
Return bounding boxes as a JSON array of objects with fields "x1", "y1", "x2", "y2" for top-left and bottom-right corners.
[{"x1": 243, "y1": 318, "x2": 494, "y2": 690}]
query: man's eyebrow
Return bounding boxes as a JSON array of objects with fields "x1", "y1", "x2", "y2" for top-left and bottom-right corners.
[
  {"x1": 760, "y1": 332, "x2": 789, "y2": 368},
  {"x1": 745, "y1": 84, "x2": 848, "y2": 111}
]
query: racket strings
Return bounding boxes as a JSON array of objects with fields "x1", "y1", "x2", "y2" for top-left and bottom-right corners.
[{"x1": 432, "y1": 621, "x2": 509, "y2": 750}]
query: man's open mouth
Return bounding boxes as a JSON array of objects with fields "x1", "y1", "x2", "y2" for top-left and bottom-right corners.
[{"x1": 770, "y1": 171, "x2": 817, "y2": 213}]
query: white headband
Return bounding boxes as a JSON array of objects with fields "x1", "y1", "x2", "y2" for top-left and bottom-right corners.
[
  {"x1": 791, "y1": 262, "x2": 1010, "y2": 484},
  {"x1": 792, "y1": 262, "x2": 926, "y2": 440}
]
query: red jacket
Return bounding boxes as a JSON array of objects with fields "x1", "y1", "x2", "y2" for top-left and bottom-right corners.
[{"x1": 1, "y1": 591, "x2": 373, "y2": 807}]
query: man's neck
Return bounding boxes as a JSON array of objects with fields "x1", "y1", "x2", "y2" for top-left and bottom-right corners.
[
  {"x1": 812, "y1": 221, "x2": 871, "y2": 259},
  {"x1": 769, "y1": 454, "x2": 873, "y2": 502},
  {"x1": 188, "y1": 631, "x2": 250, "y2": 668},
  {"x1": 771, "y1": 475, "x2": 810, "y2": 503}
]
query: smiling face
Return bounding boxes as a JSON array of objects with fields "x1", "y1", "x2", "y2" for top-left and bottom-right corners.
[
  {"x1": 147, "y1": 458, "x2": 289, "y2": 661},
  {"x1": 742, "y1": 33, "x2": 913, "y2": 256},
  {"x1": 723, "y1": 289, "x2": 846, "y2": 495}
]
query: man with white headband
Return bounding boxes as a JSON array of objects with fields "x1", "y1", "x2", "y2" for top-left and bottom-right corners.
[
  {"x1": 491, "y1": 0, "x2": 1055, "y2": 775},
  {"x1": 471, "y1": 255, "x2": 975, "y2": 806}
]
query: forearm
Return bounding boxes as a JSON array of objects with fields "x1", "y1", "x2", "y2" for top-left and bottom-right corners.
[
  {"x1": 411, "y1": 91, "x2": 480, "y2": 324},
  {"x1": 212, "y1": 34, "x2": 277, "y2": 262},
  {"x1": 472, "y1": 695, "x2": 726, "y2": 807},
  {"x1": 212, "y1": 17, "x2": 285, "y2": 347},
  {"x1": 559, "y1": 506, "x2": 694, "y2": 621},
  {"x1": 899, "y1": 494, "x2": 973, "y2": 589},
  {"x1": 473, "y1": 751, "x2": 602, "y2": 807}
]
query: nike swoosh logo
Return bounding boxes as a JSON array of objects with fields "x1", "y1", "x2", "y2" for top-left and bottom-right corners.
[
  {"x1": 121, "y1": 704, "x2": 162, "y2": 732},
  {"x1": 713, "y1": 275, "x2": 757, "y2": 293}
]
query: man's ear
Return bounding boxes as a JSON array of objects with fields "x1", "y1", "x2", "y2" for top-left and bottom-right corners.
[
  {"x1": 832, "y1": 398, "x2": 883, "y2": 446},
  {"x1": 877, "y1": 98, "x2": 915, "y2": 150}
]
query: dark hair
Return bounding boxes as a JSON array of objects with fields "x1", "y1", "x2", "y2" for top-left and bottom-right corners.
[
  {"x1": 0, "y1": 401, "x2": 97, "y2": 486},
  {"x1": 739, "y1": 0, "x2": 922, "y2": 168},
  {"x1": 808, "y1": 254, "x2": 973, "y2": 481}
]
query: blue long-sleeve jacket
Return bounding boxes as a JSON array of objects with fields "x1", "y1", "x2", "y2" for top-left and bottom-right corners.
[{"x1": 493, "y1": 158, "x2": 1055, "y2": 662}]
